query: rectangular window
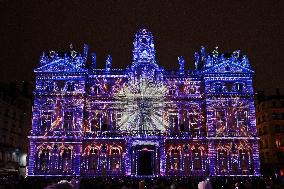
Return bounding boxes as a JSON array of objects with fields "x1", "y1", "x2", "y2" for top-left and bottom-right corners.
[
  {"x1": 273, "y1": 113, "x2": 281, "y2": 120},
  {"x1": 189, "y1": 113, "x2": 199, "y2": 133},
  {"x1": 213, "y1": 109, "x2": 226, "y2": 134},
  {"x1": 236, "y1": 109, "x2": 248, "y2": 133},
  {"x1": 91, "y1": 113, "x2": 101, "y2": 131},
  {"x1": 63, "y1": 111, "x2": 73, "y2": 131},
  {"x1": 275, "y1": 125, "x2": 280, "y2": 132},
  {"x1": 169, "y1": 114, "x2": 178, "y2": 132},
  {"x1": 41, "y1": 111, "x2": 52, "y2": 131}
]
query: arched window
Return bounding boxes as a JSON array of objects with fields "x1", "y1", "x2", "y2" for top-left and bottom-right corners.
[
  {"x1": 100, "y1": 145, "x2": 108, "y2": 170},
  {"x1": 63, "y1": 111, "x2": 73, "y2": 131},
  {"x1": 192, "y1": 148, "x2": 202, "y2": 170},
  {"x1": 45, "y1": 82, "x2": 55, "y2": 92},
  {"x1": 39, "y1": 148, "x2": 50, "y2": 172},
  {"x1": 170, "y1": 148, "x2": 181, "y2": 170},
  {"x1": 50, "y1": 144, "x2": 59, "y2": 171},
  {"x1": 59, "y1": 147, "x2": 72, "y2": 172},
  {"x1": 88, "y1": 148, "x2": 99, "y2": 171},
  {"x1": 230, "y1": 154, "x2": 239, "y2": 173},
  {"x1": 239, "y1": 149, "x2": 250, "y2": 171},
  {"x1": 110, "y1": 147, "x2": 121, "y2": 171},
  {"x1": 217, "y1": 149, "x2": 228, "y2": 172},
  {"x1": 66, "y1": 82, "x2": 75, "y2": 92}
]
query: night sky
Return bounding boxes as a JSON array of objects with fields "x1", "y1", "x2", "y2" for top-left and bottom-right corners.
[{"x1": 0, "y1": 0, "x2": 283, "y2": 94}]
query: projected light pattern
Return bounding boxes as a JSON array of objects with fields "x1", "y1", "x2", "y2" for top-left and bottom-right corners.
[
  {"x1": 115, "y1": 75, "x2": 168, "y2": 132},
  {"x1": 28, "y1": 28, "x2": 260, "y2": 177}
]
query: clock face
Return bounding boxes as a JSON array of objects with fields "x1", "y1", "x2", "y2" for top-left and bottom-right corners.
[
  {"x1": 115, "y1": 75, "x2": 168, "y2": 132},
  {"x1": 140, "y1": 50, "x2": 150, "y2": 59}
]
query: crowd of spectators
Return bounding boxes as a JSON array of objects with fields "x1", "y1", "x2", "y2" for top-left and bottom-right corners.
[{"x1": 0, "y1": 175, "x2": 283, "y2": 189}]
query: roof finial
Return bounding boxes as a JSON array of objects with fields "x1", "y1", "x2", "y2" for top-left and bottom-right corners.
[
  {"x1": 194, "y1": 52, "x2": 199, "y2": 70},
  {"x1": 178, "y1": 56, "x2": 185, "y2": 75},
  {"x1": 91, "y1": 53, "x2": 96, "y2": 69}
]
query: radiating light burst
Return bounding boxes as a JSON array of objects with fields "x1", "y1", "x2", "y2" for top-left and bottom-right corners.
[{"x1": 115, "y1": 75, "x2": 169, "y2": 133}]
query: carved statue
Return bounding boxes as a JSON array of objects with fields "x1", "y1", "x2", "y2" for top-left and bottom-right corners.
[
  {"x1": 194, "y1": 52, "x2": 199, "y2": 70},
  {"x1": 200, "y1": 46, "x2": 205, "y2": 60},
  {"x1": 106, "y1": 55, "x2": 112, "y2": 72},
  {"x1": 178, "y1": 56, "x2": 185, "y2": 74},
  {"x1": 91, "y1": 53, "x2": 96, "y2": 69}
]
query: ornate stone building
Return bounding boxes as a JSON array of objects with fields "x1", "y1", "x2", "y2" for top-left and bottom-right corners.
[{"x1": 28, "y1": 28, "x2": 260, "y2": 177}]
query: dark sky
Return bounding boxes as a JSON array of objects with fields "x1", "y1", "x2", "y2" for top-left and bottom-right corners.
[{"x1": 0, "y1": 0, "x2": 283, "y2": 94}]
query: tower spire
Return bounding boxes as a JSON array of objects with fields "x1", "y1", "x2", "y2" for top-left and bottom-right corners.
[{"x1": 132, "y1": 28, "x2": 156, "y2": 64}]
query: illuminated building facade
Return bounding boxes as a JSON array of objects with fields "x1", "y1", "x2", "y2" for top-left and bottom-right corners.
[{"x1": 28, "y1": 28, "x2": 260, "y2": 177}]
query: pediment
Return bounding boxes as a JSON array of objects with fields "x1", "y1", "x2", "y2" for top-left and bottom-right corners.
[
  {"x1": 202, "y1": 62, "x2": 254, "y2": 74},
  {"x1": 34, "y1": 58, "x2": 86, "y2": 73}
]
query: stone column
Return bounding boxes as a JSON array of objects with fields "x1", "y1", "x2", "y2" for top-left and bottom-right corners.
[
  {"x1": 208, "y1": 142, "x2": 216, "y2": 176},
  {"x1": 73, "y1": 143, "x2": 82, "y2": 176}
]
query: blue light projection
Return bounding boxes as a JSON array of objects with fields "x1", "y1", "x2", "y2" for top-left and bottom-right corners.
[{"x1": 28, "y1": 28, "x2": 260, "y2": 177}]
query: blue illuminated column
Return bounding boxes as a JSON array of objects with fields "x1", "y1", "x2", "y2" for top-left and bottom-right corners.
[
  {"x1": 159, "y1": 139, "x2": 166, "y2": 176},
  {"x1": 27, "y1": 141, "x2": 36, "y2": 175}
]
